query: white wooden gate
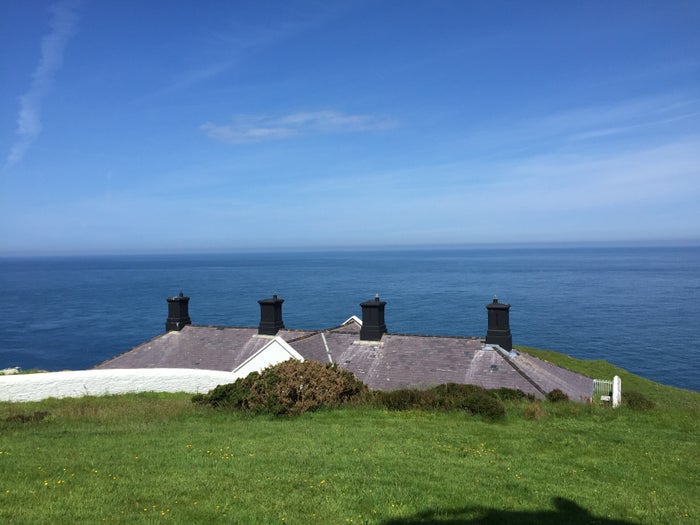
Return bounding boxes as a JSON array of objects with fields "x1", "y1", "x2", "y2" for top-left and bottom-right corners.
[{"x1": 593, "y1": 376, "x2": 621, "y2": 407}]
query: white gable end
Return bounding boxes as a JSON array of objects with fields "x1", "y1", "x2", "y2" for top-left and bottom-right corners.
[
  {"x1": 342, "y1": 315, "x2": 362, "y2": 326},
  {"x1": 232, "y1": 336, "x2": 304, "y2": 377}
]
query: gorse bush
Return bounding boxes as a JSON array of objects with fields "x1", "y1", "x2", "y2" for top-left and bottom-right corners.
[
  {"x1": 194, "y1": 360, "x2": 367, "y2": 415},
  {"x1": 197, "y1": 368, "x2": 508, "y2": 419},
  {"x1": 368, "y1": 388, "x2": 431, "y2": 411},
  {"x1": 432, "y1": 383, "x2": 506, "y2": 419},
  {"x1": 491, "y1": 387, "x2": 536, "y2": 402},
  {"x1": 195, "y1": 361, "x2": 587, "y2": 420},
  {"x1": 432, "y1": 382, "x2": 481, "y2": 410},
  {"x1": 546, "y1": 389, "x2": 569, "y2": 402},
  {"x1": 369, "y1": 383, "x2": 506, "y2": 421}
]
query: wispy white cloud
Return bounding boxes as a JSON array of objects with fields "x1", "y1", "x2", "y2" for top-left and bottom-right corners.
[
  {"x1": 159, "y1": 61, "x2": 234, "y2": 96},
  {"x1": 151, "y1": 4, "x2": 351, "y2": 98},
  {"x1": 496, "y1": 138, "x2": 700, "y2": 211},
  {"x1": 462, "y1": 94, "x2": 700, "y2": 159},
  {"x1": 201, "y1": 110, "x2": 397, "y2": 144},
  {"x1": 540, "y1": 95, "x2": 700, "y2": 141},
  {"x1": 5, "y1": 0, "x2": 81, "y2": 168}
]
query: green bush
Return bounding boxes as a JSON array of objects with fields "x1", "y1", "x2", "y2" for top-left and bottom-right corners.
[
  {"x1": 546, "y1": 389, "x2": 569, "y2": 402},
  {"x1": 196, "y1": 373, "x2": 257, "y2": 409},
  {"x1": 197, "y1": 365, "x2": 510, "y2": 420},
  {"x1": 195, "y1": 360, "x2": 367, "y2": 415},
  {"x1": 437, "y1": 383, "x2": 505, "y2": 419},
  {"x1": 370, "y1": 389, "x2": 434, "y2": 410},
  {"x1": 624, "y1": 390, "x2": 655, "y2": 410},
  {"x1": 370, "y1": 383, "x2": 505, "y2": 421},
  {"x1": 455, "y1": 387, "x2": 506, "y2": 421},
  {"x1": 491, "y1": 387, "x2": 536, "y2": 402},
  {"x1": 432, "y1": 383, "x2": 479, "y2": 410}
]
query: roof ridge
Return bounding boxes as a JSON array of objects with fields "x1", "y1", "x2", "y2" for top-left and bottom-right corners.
[
  {"x1": 285, "y1": 330, "x2": 323, "y2": 343},
  {"x1": 190, "y1": 324, "x2": 256, "y2": 330},
  {"x1": 515, "y1": 353, "x2": 579, "y2": 390},
  {"x1": 495, "y1": 348, "x2": 548, "y2": 396},
  {"x1": 388, "y1": 333, "x2": 483, "y2": 341}
]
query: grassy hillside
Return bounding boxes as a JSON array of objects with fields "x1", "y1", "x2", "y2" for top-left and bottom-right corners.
[
  {"x1": 520, "y1": 345, "x2": 700, "y2": 413},
  {"x1": 0, "y1": 352, "x2": 697, "y2": 525}
]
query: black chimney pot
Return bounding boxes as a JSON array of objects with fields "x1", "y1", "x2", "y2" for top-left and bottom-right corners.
[
  {"x1": 258, "y1": 294, "x2": 285, "y2": 335},
  {"x1": 166, "y1": 291, "x2": 191, "y2": 332},
  {"x1": 485, "y1": 295, "x2": 512, "y2": 351},
  {"x1": 360, "y1": 294, "x2": 387, "y2": 341}
]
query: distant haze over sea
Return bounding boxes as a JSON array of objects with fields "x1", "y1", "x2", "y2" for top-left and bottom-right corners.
[{"x1": 3, "y1": 238, "x2": 699, "y2": 258}]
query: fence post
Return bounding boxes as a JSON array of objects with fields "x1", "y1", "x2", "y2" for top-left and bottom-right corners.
[{"x1": 612, "y1": 375, "x2": 622, "y2": 408}]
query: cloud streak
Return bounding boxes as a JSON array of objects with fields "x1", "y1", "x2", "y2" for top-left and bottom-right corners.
[
  {"x1": 201, "y1": 110, "x2": 397, "y2": 144},
  {"x1": 5, "y1": 0, "x2": 81, "y2": 168},
  {"x1": 460, "y1": 94, "x2": 700, "y2": 160},
  {"x1": 149, "y1": 4, "x2": 350, "y2": 99}
]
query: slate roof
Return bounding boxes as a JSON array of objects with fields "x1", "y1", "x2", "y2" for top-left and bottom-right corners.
[
  {"x1": 97, "y1": 326, "x2": 316, "y2": 371},
  {"x1": 94, "y1": 316, "x2": 594, "y2": 401}
]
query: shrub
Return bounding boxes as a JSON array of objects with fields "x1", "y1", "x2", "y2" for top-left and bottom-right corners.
[
  {"x1": 546, "y1": 389, "x2": 569, "y2": 403},
  {"x1": 432, "y1": 383, "x2": 482, "y2": 410},
  {"x1": 372, "y1": 383, "x2": 506, "y2": 421},
  {"x1": 624, "y1": 391, "x2": 655, "y2": 410},
  {"x1": 371, "y1": 389, "x2": 433, "y2": 411},
  {"x1": 196, "y1": 366, "x2": 510, "y2": 420},
  {"x1": 197, "y1": 373, "x2": 257, "y2": 409},
  {"x1": 195, "y1": 360, "x2": 367, "y2": 415},
  {"x1": 454, "y1": 387, "x2": 506, "y2": 421},
  {"x1": 491, "y1": 387, "x2": 536, "y2": 402}
]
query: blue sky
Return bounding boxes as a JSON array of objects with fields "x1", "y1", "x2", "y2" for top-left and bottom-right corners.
[{"x1": 2, "y1": 1, "x2": 699, "y2": 255}]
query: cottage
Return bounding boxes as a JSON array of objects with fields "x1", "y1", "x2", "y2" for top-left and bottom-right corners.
[{"x1": 94, "y1": 293, "x2": 594, "y2": 401}]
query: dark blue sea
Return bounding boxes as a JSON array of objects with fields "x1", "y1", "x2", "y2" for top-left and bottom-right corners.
[{"x1": 1, "y1": 246, "x2": 698, "y2": 392}]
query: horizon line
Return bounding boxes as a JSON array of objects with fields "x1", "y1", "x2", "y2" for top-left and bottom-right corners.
[{"x1": 2, "y1": 238, "x2": 699, "y2": 259}]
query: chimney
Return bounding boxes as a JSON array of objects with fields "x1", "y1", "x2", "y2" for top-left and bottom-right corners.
[
  {"x1": 258, "y1": 294, "x2": 284, "y2": 335},
  {"x1": 485, "y1": 295, "x2": 512, "y2": 351},
  {"x1": 166, "y1": 291, "x2": 191, "y2": 332},
  {"x1": 360, "y1": 294, "x2": 387, "y2": 341}
]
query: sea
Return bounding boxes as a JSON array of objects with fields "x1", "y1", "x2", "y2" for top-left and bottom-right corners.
[{"x1": 1, "y1": 245, "x2": 698, "y2": 392}]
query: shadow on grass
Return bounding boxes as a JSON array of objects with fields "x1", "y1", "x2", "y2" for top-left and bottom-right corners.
[{"x1": 381, "y1": 497, "x2": 636, "y2": 524}]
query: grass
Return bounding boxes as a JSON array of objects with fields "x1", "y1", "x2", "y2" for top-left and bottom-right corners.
[
  {"x1": 0, "y1": 368, "x2": 46, "y2": 375},
  {"x1": 519, "y1": 345, "x2": 700, "y2": 412},
  {"x1": 0, "y1": 352, "x2": 698, "y2": 524}
]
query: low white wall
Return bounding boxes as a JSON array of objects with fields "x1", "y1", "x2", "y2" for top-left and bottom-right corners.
[{"x1": 0, "y1": 368, "x2": 242, "y2": 403}]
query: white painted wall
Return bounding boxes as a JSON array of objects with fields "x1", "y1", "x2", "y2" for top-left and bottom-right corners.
[
  {"x1": 0, "y1": 368, "x2": 240, "y2": 402},
  {"x1": 0, "y1": 336, "x2": 306, "y2": 403}
]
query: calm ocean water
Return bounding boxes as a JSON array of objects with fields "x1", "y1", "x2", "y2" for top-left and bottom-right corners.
[{"x1": 1, "y1": 246, "x2": 698, "y2": 391}]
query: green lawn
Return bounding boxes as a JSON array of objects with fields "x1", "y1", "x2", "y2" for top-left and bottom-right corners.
[{"x1": 0, "y1": 352, "x2": 697, "y2": 524}]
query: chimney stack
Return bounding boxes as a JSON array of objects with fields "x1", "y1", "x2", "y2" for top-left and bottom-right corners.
[
  {"x1": 166, "y1": 291, "x2": 191, "y2": 332},
  {"x1": 258, "y1": 294, "x2": 285, "y2": 335},
  {"x1": 360, "y1": 294, "x2": 387, "y2": 341},
  {"x1": 485, "y1": 295, "x2": 512, "y2": 351}
]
